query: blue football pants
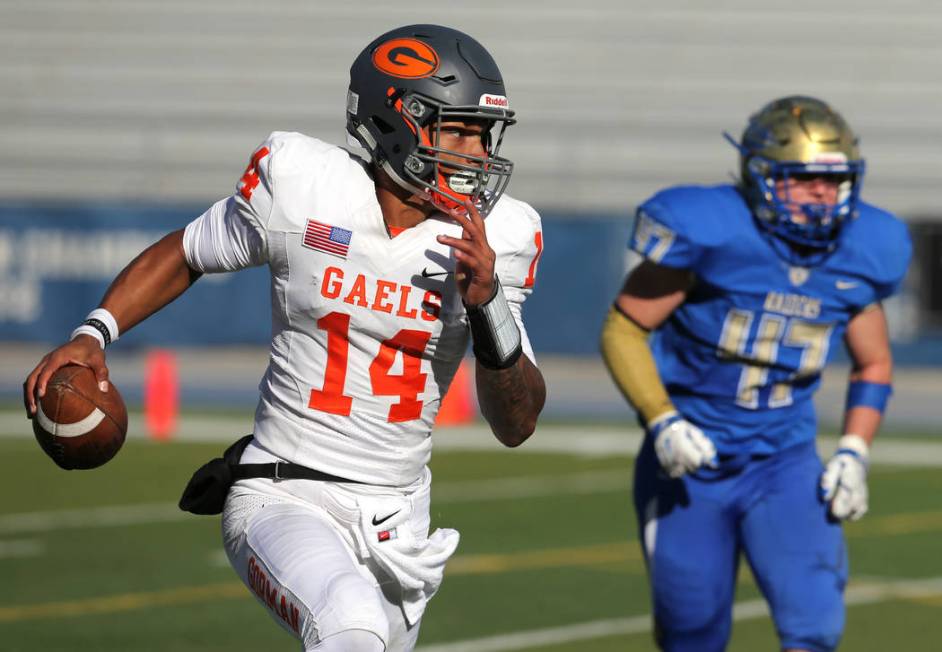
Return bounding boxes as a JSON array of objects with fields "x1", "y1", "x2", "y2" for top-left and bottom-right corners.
[{"x1": 633, "y1": 439, "x2": 847, "y2": 652}]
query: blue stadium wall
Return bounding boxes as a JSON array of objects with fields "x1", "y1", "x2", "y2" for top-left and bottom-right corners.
[
  {"x1": 1, "y1": 202, "x2": 936, "y2": 363},
  {"x1": 0, "y1": 203, "x2": 630, "y2": 356}
]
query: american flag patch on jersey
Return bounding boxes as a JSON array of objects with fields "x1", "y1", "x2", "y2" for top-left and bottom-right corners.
[{"x1": 302, "y1": 220, "x2": 353, "y2": 259}]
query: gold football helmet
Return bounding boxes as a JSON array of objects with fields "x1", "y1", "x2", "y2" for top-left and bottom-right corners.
[{"x1": 725, "y1": 95, "x2": 865, "y2": 261}]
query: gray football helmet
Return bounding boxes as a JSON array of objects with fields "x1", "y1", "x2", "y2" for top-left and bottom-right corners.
[{"x1": 347, "y1": 24, "x2": 515, "y2": 215}]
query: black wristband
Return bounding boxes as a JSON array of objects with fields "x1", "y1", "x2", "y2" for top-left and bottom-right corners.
[
  {"x1": 83, "y1": 318, "x2": 112, "y2": 346},
  {"x1": 464, "y1": 277, "x2": 523, "y2": 370}
]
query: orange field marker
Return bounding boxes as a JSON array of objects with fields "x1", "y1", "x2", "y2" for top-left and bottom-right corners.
[
  {"x1": 143, "y1": 349, "x2": 178, "y2": 441},
  {"x1": 436, "y1": 358, "x2": 476, "y2": 426}
]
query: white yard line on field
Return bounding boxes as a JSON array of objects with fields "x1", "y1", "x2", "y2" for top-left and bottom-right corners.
[
  {"x1": 5, "y1": 457, "x2": 942, "y2": 537},
  {"x1": 2, "y1": 410, "x2": 942, "y2": 463},
  {"x1": 0, "y1": 538, "x2": 43, "y2": 559},
  {"x1": 3, "y1": 534, "x2": 942, "y2": 627},
  {"x1": 0, "y1": 470, "x2": 630, "y2": 536},
  {"x1": 415, "y1": 576, "x2": 942, "y2": 652},
  {"x1": 0, "y1": 502, "x2": 187, "y2": 536}
]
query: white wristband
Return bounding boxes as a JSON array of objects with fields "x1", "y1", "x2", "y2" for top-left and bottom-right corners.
[
  {"x1": 70, "y1": 324, "x2": 106, "y2": 349},
  {"x1": 70, "y1": 308, "x2": 120, "y2": 348}
]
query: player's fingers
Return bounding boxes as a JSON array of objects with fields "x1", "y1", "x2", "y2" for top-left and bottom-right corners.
[
  {"x1": 847, "y1": 482, "x2": 867, "y2": 521},
  {"x1": 445, "y1": 202, "x2": 471, "y2": 224},
  {"x1": 654, "y1": 441, "x2": 675, "y2": 476},
  {"x1": 682, "y1": 430, "x2": 711, "y2": 470},
  {"x1": 449, "y1": 215, "x2": 479, "y2": 244},
  {"x1": 827, "y1": 491, "x2": 844, "y2": 519},
  {"x1": 34, "y1": 365, "x2": 54, "y2": 400},
  {"x1": 22, "y1": 379, "x2": 37, "y2": 417},
  {"x1": 832, "y1": 481, "x2": 859, "y2": 520},
  {"x1": 820, "y1": 479, "x2": 836, "y2": 503},
  {"x1": 90, "y1": 356, "x2": 110, "y2": 393},
  {"x1": 841, "y1": 492, "x2": 857, "y2": 521},
  {"x1": 35, "y1": 352, "x2": 72, "y2": 399},
  {"x1": 449, "y1": 199, "x2": 485, "y2": 240},
  {"x1": 464, "y1": 213, "x2": 488, "y2": 246},
  {"x1": 661, "y1": 460, "x2": 684, "y2": 478},
  {"x1": 23, "y1": 357, "x2": 49, "y2": 415},
  {"x1": 437, "y1": 234, "x2": 478, "y2": 257},
  {"x1": 819, "y1": 461, "x2": 841, "y2": 501},
  {"x1": 462, "y1": 198, "x2": 485, "y2": 230},
  {"x1": 695, "y1": 434, "x2": 718, "y2": 467}
]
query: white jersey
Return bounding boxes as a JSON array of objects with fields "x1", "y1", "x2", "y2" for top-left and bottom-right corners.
[{"x1": 183, "y1": 132, "x2": 543, "y2": 487}]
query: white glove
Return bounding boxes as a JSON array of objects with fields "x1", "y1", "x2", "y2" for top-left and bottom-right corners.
[
  {"x1": 649, "y1": 412, "x2": 718, "y2": 478},
  {"x1": 820, "y1": 434, "x2": 870, "y2": 521}
]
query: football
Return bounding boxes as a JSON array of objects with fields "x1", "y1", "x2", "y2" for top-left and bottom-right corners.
[{"x1": 33, "y1": 365, "x2": 128, "y2": 470}]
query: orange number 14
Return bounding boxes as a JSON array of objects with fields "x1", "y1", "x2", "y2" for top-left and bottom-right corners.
[{"x1": 308, "y1": 311, "x2": 432, "y2": 423}]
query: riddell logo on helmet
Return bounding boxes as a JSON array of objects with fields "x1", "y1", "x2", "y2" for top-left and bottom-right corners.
[
  {"x1": 811, "y1": 152, "x2": 848, "y2": 164},
  {"x1": 479, "y1": 94, "x2": 509, "y2": 108},
  {"x1": 372, "y1": 38, "x2": 440, "y2": 79}
]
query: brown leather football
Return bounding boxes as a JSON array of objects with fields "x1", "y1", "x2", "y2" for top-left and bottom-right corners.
[{"x1": 33, "y1": 365, "x2": 128, "y2": 470}]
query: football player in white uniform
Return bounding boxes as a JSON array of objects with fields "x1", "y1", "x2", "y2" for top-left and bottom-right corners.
[{"x1": 24, "y1": 24, "x2": 546, "y2": 652}]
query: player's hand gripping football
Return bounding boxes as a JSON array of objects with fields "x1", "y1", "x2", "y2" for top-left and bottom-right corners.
[
  {"x1": 24, "y1": 335, "x2": 110, "y2": 417},
  {"x1": 649, "y1": 412, "x2": 718, "y2": 478},
  {"x1": 437, "y1": 199, "x2": 496, "y2": 307},
  {"x1": 820, "y1": 434, "x2": 869, "y2": 521}
]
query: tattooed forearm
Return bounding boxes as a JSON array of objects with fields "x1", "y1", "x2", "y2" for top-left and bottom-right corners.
[{"x1": 475, "y1": 354, "x2": 546, "y2": 447}]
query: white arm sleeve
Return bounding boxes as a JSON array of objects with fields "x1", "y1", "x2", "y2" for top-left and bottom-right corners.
[{"x1": 182, "y1": 196, "x2": 269, "y2": 272}]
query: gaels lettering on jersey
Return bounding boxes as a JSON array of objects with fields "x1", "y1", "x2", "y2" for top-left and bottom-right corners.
[{"x1": 321, "y1": 266, "x2": 441, "y2": 321}]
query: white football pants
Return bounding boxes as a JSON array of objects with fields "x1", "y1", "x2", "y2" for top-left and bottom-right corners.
[
  {"x1": 220, "y1": 448, "x2": 450, "y2": 652},
  {"x1": 224, "y1": 493, "x2": 418, "y2": 651}
]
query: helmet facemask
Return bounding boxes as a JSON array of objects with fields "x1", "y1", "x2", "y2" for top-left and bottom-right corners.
[
  {"x1": 744, "y1": 153, "x2": 865, "y2": 251},
  {"x1": 388, "y1": 90, "x2": 515, "y2": 216}
]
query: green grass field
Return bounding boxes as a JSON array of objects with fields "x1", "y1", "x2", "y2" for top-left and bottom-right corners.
[{"x1": 1, "y1": 425, "x2": 941, "y2": 651}]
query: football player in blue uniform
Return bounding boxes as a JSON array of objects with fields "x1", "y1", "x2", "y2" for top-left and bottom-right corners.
[{"x1": 600, "y1": 96, "x2": 911, "y2": 652}]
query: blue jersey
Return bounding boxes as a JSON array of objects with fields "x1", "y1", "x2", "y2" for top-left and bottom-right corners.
[{"x1": 630, "y1": 184, "x2": 911, "y2": 455}]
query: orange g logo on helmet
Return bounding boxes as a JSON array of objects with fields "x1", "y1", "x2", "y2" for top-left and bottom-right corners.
[{"x1": 372, "y1": 38, "x2": 440, "y2": 79}]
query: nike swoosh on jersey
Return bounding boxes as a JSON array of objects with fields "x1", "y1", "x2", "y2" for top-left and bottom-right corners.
[
  {"x1": 835, "y1": 280, "x2": 858, "y2": 290},
  {"x1": 421, "y1": 268, "x2": 452, "y2": 278},
  {"x1": 371, "y1": 510, "x2": 401, "y2": 526}
]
